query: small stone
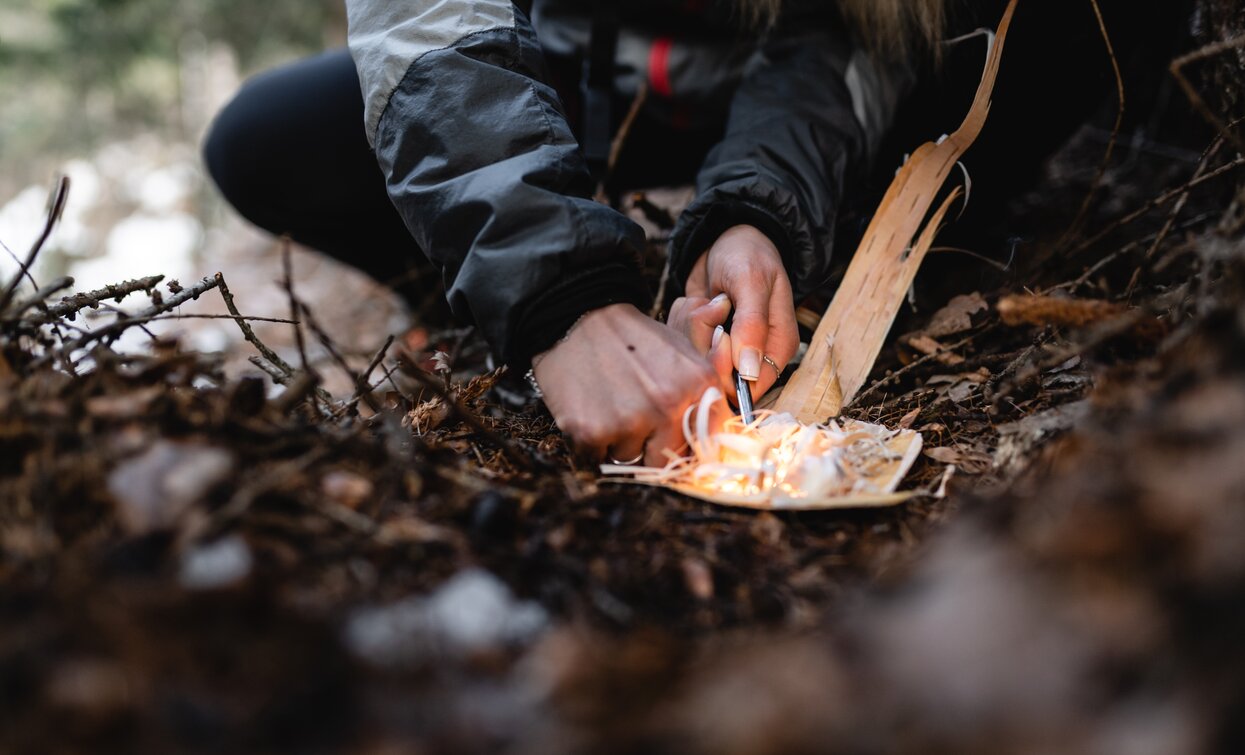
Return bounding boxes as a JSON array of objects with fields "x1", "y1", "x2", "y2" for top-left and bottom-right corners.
[
  {"x1": 321, "y1": 470, "x2": 374, "y2": 510},
  {"x1": 179, "y1": 535, "x2": 252, "y2": 590}
]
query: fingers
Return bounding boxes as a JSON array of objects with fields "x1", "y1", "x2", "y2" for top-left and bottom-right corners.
[
  {"x1": 751, "y1": 278, "x2": 800, "y2": 399},
  {"x1": 707, "y1": 328, "x2": 736, "y2": 400},
  {"x1": 685, "y1": 252, "x2": 710, "y2": 298},
  {"x1": 728, "y1": 279, "x2": 772, "y2": 384},
  {"x1": 668, "y1": 293, "x2": 732, "y2": 354}
]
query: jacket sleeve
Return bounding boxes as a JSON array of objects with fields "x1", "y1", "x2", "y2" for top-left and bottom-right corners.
[
  {"x1": 346, "y1": 0, "x2": 650, "y2": 368},
  {"x1": 668, "y1": 5, "x2": 912, "y2": 302}
]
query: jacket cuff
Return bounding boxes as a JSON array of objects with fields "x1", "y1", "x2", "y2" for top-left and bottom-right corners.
[
  {"x1": 508, "y1": 261, "x2": 651, "y2": 369},
  {"x1": 668, "y1": 181, "x2": 822, "y2": 305}
]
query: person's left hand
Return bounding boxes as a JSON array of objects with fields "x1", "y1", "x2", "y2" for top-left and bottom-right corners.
[{"x1": 668, "y1": 224, "x2": 800, "y2": 404}]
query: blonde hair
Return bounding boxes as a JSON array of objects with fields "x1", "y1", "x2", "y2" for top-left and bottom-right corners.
[{"x1": 740, "y1": 0, "x2": 950, "y2": 57}]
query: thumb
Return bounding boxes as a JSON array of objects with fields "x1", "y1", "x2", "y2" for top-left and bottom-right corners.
[{"x1": 681, "y1": 292, "x2": 732, "y2": 354}]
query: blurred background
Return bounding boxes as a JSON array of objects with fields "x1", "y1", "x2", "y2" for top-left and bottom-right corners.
[{"x1": 0, "y1": 0, "x2": 408, "y2": 377}]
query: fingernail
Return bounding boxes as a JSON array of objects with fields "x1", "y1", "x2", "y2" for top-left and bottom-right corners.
[
  {"x1": 710, "y1": 292, "x2": 730, "y2": 307},
  {"x1": 711, "y1": 325, "x2": 724, "y2": 349},
  {"x1": 739, "y1": 348, "x2": 761, "y2": 381}
]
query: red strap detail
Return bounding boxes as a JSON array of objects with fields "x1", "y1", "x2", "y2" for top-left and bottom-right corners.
[{"x1": 649, "y1": 37, "x2": 674, "y2": 99}]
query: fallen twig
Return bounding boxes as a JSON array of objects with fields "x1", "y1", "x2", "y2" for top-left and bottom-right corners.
[
  {"x1": 6, "y1": 277, "x2": 75, "y2": 319},
  {"x1": 399, "y1": 349, "x2": 543, "y2": 472},
  {"x1": 991, "y1": 309, "x2": 1147, "y2": 407},
  {"x1": 297, "y1": 298, "x2": 383, "y2": 414},
  {"x1": 40, "y1": 275, "x2": 165, "y2": 320},
  {"x1": 281, "y1": 239, "x2": 312, "y2": 374},
  {"x1": 216, "y1": 272, "x2": 296, "y2": 378},
  {"x1": 341, "y1": 334, "x2": 395, "y2": 415},
  {"x1": 847, "y1": 329, "x2": 989, "y2": 410},
  {"x1": 36, "y1": 274, "x2": 222, "y2": 368}
]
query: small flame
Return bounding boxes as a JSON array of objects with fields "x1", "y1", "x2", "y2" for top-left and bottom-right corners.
[{"x1": 602, "y1": 388, "x2": 920, "y2": 507}]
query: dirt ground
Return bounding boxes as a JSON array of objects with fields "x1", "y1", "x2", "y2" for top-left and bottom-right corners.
[{"x1": 4, "y1": 5, "x2": 1245, "y2": 753}]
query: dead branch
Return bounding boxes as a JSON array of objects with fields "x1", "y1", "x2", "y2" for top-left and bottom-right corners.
[
  {"x1": 6, "y1": 277, "x2": 75, "y2": 319},
  {"x1": 0, "y1": 176, "x2": 70, "y2": 316},
  {"x1": 1170, "y1": 33, "x2": 1245, "y2": 156},
  {"x1": 280, "y1": 239, "x2": 312, "y2": 374},
  {"x1": 41, "y1": 275, "x2": 165, "y2": 320},
  {"x1": 216, "y1": 272, "x2": 297, "y2": 379},
  {"x1": 36, "y1": 274, "x2": 222, "y2": 367},
  {"x1": 296, "y1": 298, "x2": 382, "y2": 414},
  {"x1": 342, "y1": 334, "x2": 395, "y2": 415},
  {"x1": 1059, "y1": 0, "x2": 1127, "y2": 247},
  {"x1": 249, "y1": 355, "x2": 291, "y2": 385},
  {"x1": 847, "y1": 329, "x2": 989, "y2": 410},
  {"x1": 991, "y1": 309, "x2": 1149, "y2": 407},
  {"x1": 998, "y1": 294, "x2": 1124, "y2": 328},
  {"x1": 1072, "y1": 155, "x2": 1245, "y2": 254},
  {"x1": 399, "y1": 350, "x2": 543, "y2": 472}
]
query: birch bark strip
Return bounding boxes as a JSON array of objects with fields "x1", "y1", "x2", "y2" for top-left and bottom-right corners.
[{"x1": 773, "y1": 0, "x2": 1019, "y2": 424}]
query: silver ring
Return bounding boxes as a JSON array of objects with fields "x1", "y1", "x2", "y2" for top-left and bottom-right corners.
[
  {"x1": 762, "y1": 354, "x2": 782, "y2": 375},
  {"x1": 609, "y1": 453, "x2": 644, "y2": 466}
]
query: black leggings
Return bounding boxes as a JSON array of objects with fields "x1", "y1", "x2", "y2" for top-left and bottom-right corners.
[{"x1": 203, "y1": 51, "x2": 433, "y2": 301}]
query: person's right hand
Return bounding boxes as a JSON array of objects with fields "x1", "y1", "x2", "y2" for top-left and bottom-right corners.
[
  {"x1": 672, "y1": 225, "x2": 800, "y2": 404},
  {"x1": 532, "y1": 303, "x2": 722, "y2": 467}
]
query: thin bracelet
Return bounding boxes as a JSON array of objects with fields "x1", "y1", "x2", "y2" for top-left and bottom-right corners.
[{"x1": 525, "y1": 311, "x2": 594, "y2": 399}]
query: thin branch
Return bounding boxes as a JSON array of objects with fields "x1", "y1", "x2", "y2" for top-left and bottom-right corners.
[
  {"x1": 249, "y1": 355, "x2": 291, "y2": 385},
  {"x1": 297, "y1": 299, "x2": 382, "y2": 413},
  {"x1": 1170, "y1": 33, "x2": 1245, "y2": 157},
  {"x1": 143, "y1": 312, "x2": 299, "y2": 325},
  {"x1": 399, "y1": 349, "x2": 543, "y2": 472},
  {"x1": 342, "y1": 334, "x2": 395, "y2": 415},
  {"x1": 0, "y1": 237, "x2": 39, "y2": 296},
  {"x1": 847, "y1": 328, "x2": 991, "y2": 410},
  {"x1": 216, "y1": 272, "x2": 297, "y2": 377},
  {"x1": 1071, "y1": 155, "x2": 1245, "y2": 254},
  {"x1": 6, "y1": 277, "x2": 75, "y2": 318},
  {"x1": 1053, "y1": 211, "x2": 1217, "y2": 294},
  {"x1": 595, "y1": 82, "x2": 649, "y2": 201},
  {"x1": 990, "y1": 310, "x2": 1146, "y2": 406},
  {"x1": 0, "y1": 176, "x2": 70, "y2": 315},
  {"x1": 1058, "y1": 0, "x2": 1125, "y2": 248},
  {"x1": 41, "y1": 275, "x2": 165, "y2": 320},
  {"x1": 36, "y1": 274, "x2": 221, "y2": 367},
  {"x1": 280, "y1": 238, "x2": 312, "y2": 373}
]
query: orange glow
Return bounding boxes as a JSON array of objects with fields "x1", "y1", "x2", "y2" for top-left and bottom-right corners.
[{"x1": 601, "y1": 388, "x2": 922, "y2": 508}]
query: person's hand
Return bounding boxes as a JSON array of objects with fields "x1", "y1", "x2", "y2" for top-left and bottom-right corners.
[
  {"x1": 670, "y1": 224, "x2": 799, "y2": 404},
  {"x1": 532, "y1": 303, "x2": 722, "y2": 467}
]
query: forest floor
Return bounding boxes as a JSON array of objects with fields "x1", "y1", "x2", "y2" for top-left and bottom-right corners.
[{"x1": 4, "y1": 42, "x2": 1245, "y2": 755}]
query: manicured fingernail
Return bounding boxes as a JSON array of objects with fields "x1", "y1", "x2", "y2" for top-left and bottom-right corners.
[
  {"x1": 710, "y1": 292, "x2": 730, "y2": 307},
  {"x1": 739, "y1": 348, "x2": 761, "y2": 381},
  {"x1": 711, "y1": 325, "x2": 724, "y2": 349}
]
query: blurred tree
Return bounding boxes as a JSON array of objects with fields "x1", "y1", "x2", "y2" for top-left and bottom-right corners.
[{"x1": 0, "y1": 0, "x2": 344, "y2": 188}]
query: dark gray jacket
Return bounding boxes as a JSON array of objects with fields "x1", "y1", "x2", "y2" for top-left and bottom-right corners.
[{"x1": 346, "y1": 0, "x2": 907, "y2": 368}]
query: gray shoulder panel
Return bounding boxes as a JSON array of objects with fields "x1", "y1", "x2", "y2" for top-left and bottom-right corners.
[
  {"x1": 347, "y1": 0, "x2": 517, "y2": 145},
  {"x1": 844, "y1": 49, "x2": 916, "y2": 160}
]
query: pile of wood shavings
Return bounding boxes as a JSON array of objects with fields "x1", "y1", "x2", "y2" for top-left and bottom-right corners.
[{"x1": 601, "y1": 388, "x2": 923, "y2": 508}]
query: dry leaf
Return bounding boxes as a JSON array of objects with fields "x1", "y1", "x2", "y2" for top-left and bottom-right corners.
[
  {"x1": 924, "y1": 292, "x2": 988, "y2": 337},
  {"x1": 904, "y1": 334, "x2": 966, "y2": 365},
  {"x1": 924, "y1": 444, "x2": 993, "y2": 475}
]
